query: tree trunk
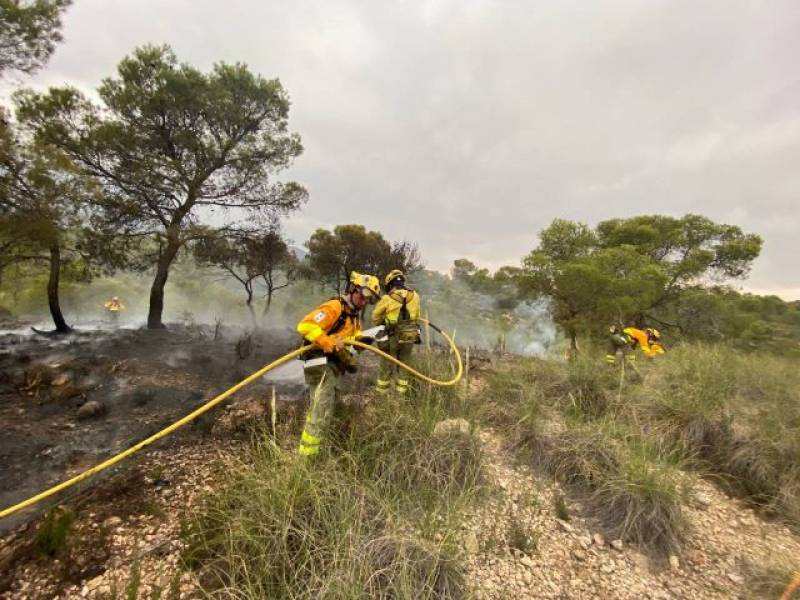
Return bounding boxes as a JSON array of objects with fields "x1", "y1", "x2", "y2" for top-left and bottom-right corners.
[
  {"x1": 567, "y1": 330, "x2": 579, "y2": 360},
  {"x1": 47, "y1": 243, "x2": 71, "y2": 333},
  {"x1": 261, "y1": 289, "x2": 273, "y2": 323},
  {"x1": 246, "y1": 284, "x2": 257, "y2": 330},
  {"x1": 147, "y1": 237, "x2": 181, "y2": 329}
]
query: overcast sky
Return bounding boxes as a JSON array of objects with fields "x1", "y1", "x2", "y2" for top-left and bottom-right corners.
[{"x1": 3, "y1": 1, "x2": 799, "y2": 298}]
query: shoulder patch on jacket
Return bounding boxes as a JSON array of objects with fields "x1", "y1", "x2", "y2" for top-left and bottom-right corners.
[{"x1": 313, "y1": 311, "x2": 326, "y2": 323}]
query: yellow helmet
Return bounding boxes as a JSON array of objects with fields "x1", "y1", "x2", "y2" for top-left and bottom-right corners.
[
  {"x1": 646, "y1": 328, "x2": 661, "y2": 340},
  {"x1": 349, "y1": 271, "x2": 380, "y2": 303},
  {"x1": 384, "y1": 269, "x2": 405, "y2": 287}
]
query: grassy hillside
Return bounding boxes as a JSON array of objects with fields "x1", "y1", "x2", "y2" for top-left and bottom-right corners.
[{"x1": 176, "y1": 344, "x2": 800, "y2": 598}]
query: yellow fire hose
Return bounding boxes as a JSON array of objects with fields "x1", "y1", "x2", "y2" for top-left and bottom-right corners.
[{"x1": 0, "y1": 321, "x2": 462, "y2": 520}]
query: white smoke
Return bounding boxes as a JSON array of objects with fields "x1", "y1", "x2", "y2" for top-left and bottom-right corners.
[{"x1": 504, "y1": 298, "x2": 558, "y2": 357}]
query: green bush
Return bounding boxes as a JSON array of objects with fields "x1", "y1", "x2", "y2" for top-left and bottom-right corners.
[
  {"x1": 34, "y1": 506, "x2": 74, "y2": 558},
  {"x1": 638, "y1": 344, "x2": 800, "y2": 527},
  {"x1": 183, "y1": 443, "x2": 466, "y2": 599},
  {"x1": 184, "y1": 355, "x2": 482, "y2": 599}
]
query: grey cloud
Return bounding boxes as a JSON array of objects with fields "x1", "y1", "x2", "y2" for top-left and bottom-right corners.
[{"x1": 2, "y1": 0, "x2": 798, "y2": 296}]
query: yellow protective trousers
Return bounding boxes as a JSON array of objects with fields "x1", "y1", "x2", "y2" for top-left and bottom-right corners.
[
  {"x1": 376, "y1": 335, "x2": 414, "y2": 395},
  {"x1": 298, "y1": 363, "x2": 341, "y2": 457}
]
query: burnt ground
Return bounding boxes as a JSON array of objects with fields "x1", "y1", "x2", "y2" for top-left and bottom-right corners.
[
  {"x1": 0, "y1": 322, "x2": 306, "y2": 535},
  {"x1": 0, "y1": 321, "x2": 387, "y2": 599}
]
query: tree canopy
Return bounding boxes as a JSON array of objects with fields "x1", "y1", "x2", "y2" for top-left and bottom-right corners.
[
  {"x1": 0, "y1": 0, "x2": 71, "y2": 76},
  {"x1": 15, "y1": 44, "x2": 307, "y2": 327},
  {"x1": 194, "y1": 223, "x2": 296, "y2": 326},
  {"x1": 0, "y1": 123, "x2": 98, "y2": 331},
  {"x1": 304, "y1": 224, "x2": 422, "y2": 292},
  {"x1": 518, "y1": 214, "x2": 762, "y2": 345}
]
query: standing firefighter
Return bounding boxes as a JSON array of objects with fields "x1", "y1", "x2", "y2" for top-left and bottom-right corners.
[
  {"x1": 296, "y1": 272, "x2": 380, "y2": 457},
  {"x1": 104, "y1": 296, "x2": 125, "y2": 325},
  {"x1": 372, "y1": 270, "x2": 422, "y2": 396},
  {"x1": 606, "y1": 325, "x2": 664, "y2": 364}
]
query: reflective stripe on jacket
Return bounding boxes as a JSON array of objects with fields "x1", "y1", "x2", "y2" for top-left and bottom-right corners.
[
  {"x1": 297, "y1": 298, "x2": 361, "y2": 354},
  {"x1": 371, "y1": 289, "x2": 421, "y2": 326}
]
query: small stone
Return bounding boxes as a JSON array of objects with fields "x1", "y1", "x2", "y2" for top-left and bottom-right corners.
[
  {"x1": 557, "y1": 519, "x2": 573, "y2": 533},
  {"x1": 694, "y1": 492, "x2": 712, "y2": 507},
  {"x1": 578, "y1": 536, "x2": 591, "y2": 549},
  {"x1": 77, "y1": 400, "x2": 106, "y2": 419},
  {"x1": 630, "y1": 551, "x2": 650, "y2": 572},
  {"x1": 592, "y1": 533, "x2": 605, "y2": 546},
  {"x1": 433, "y1": 418, "x2": 470, "y2": 436},
  {"x1": 571, "y1": 548, "x2": 587, "y2": 562},
  {"x1": 464, "y1": 531, "x2": 480, "y2": 555},
  {"x1": 51, "y1": 373, "x2": 71, "y2": 387},
  {"x1": 104, "y1": 516, "x2": 122, "y2": 528},
  {"x1": 728, "y1": 572, "x2": 744, "y2": 585},
  {"x1": 669, "y1": 555, "x2": 680, "y2": 571},
  {"x1": 610, "y1": 539, "x2": 623, "y2": 551},
  {"x1": 520, "y1": 555, "x2": 534, "y2": 568}
]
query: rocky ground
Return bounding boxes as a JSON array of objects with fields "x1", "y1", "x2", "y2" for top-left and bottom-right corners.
[
  {"x1": 2, "y1": 342, "x2": 799, "y2": 599},
  {"x1": 462, "y1": 430, "x2": 800, "y2": 599}
]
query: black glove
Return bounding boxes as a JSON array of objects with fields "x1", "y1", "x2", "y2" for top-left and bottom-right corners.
[
  {"x1": 356, "y1": 335, "x2": 375, "y2": 345},
  {"x1": 336, "y1": 349, "x2": 359, "y2": 374}
]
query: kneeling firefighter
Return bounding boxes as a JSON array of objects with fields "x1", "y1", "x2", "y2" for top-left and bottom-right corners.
[
  {"x1": 296, "y1": 272, "x2": 380, "y2": 457},
  {"x1": 372, "y1": 270, "x2": 422, "y2": 396},
  {"x1": 606, "y1": 325, "x2": 664, "y2": 364}
]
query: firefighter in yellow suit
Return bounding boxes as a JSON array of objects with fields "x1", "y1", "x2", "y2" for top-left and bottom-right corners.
[
  {"x1": 606, "y1": 326, "x2": 664, "y2": 364},
  {"x1": 104, "y1": 296, "x2": 125, "y2": 325},
  {"x1": 296, "y1": 272, "x2": 380, "y2": 457},
  {"x1": 371, "y1": 270, "x2": 422, "y2": 396}
]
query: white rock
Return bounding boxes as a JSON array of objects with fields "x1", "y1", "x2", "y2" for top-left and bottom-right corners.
[
  {"x1": 433, "y1": 418, "x2": 470, "y2": 436},
  {"x1": 104, "y1": 516, "x2": 123, "y2": 528},
  {"x1": 669, "y1": 555, "x2": 680, "y2": 571},
  {"x1": 557, "y1": 519, "x2": 573, "y2": 533},
  {"x1": 610, "y1": 539, "x2": 624, "y2": 551},
  {"x1": 728, "y1": 572, "x2": 744, "y2": 585},
  {"x1": 464, "y1": 531, "x2": 480, "y2": 555},
  {"x1": 593, "y1": 533, "x2": 606, "y2": 546}
]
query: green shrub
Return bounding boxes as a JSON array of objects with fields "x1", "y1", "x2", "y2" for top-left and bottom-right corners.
[
  {"x1": 741, "y1": 557, "x2": 799, "y2": 599},
  {"x1": 34, "y1": 506, "x2": 74, "y2": 558},
  {"x1": 638, "y1": 344, "x2": 800, "y2": 527},
  {"x1": 183, "y1": 444, "x2": 465, "y2": 599}
]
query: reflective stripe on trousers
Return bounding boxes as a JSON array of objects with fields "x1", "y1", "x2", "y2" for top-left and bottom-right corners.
[{"x1": 375, "y1": 378, "x2": 390, "y2": 395}]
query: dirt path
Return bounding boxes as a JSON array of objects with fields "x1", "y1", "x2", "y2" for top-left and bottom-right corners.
[{"x1": 462, "y1": 429, "x2": 800, "y2": 599}]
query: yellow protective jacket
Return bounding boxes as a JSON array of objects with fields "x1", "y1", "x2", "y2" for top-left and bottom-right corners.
[
  {"x1": 623, "y1": 327, "x2": 661, "y2": 358},
  {"x1": 297, "y1": 298, "x2": 361, "y2": 354},
  {"x1": 104, "y1": 300, "x2": 124, "y2": 312},
  {"x1": 371, "y1": 288, "x2": 421, "y2": 327}
]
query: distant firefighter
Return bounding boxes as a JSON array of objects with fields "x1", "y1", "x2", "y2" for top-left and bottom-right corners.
[
  {"x1": 104, "y1": 296, "x2": 125, "y2": 325},
  {"x1": 606, "y1": 325, "x2": 664, "y2": 365}
]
